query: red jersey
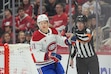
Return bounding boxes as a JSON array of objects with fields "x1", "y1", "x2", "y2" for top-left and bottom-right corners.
[
  {"x1": 77, "y1": 0, "x2": 88, "y2": 5},
  {"x1": 50, "y1": 13, "x2": 68, "y2": 32},
  {"x1": 2, "y1": 16, "x2": 12, "y2": 29},
  {"x1": 16, "y1": 14, "x2": 35, "y2": 31},
  {"x1": 65, "y1": 4, "x2": 76, "y2": 15},
  {"x1": 24, "y1": 5, "x2": 33, "y2": 17},
  {"x1": 2, "y1": 16, "x2": 19, "y2": 30}
]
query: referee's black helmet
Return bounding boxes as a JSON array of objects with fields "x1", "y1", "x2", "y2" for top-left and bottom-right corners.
[{"x1": 76, "y1": 15, "x2": 87, "y2": 23}]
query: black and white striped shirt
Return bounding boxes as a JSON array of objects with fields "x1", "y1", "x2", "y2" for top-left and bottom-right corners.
[{"x1": 74, "y1": 28, "x2": 96, "y2": 58}]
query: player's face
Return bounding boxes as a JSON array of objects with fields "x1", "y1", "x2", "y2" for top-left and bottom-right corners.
[
  {"x1": 76, "y1": 22, "x2": 85, "y2": 31},
  {"x1": 38, "y1": 21, "x2": 49, "y2": 33}
]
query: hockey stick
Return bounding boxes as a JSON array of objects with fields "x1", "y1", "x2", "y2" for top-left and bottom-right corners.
[{"x1": 66, "y1": 45, "x2": 72, "y2": 74}]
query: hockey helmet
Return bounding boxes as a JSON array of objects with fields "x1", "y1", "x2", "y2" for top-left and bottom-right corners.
[
  {"x1": 76, "y1": 15, "x2": 87, "y2": 23},
  {"x1": 37, "y1": 14, "x2": 49, "y2": 24}
]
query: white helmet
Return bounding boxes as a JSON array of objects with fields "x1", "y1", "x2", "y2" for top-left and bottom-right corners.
[{"x1": 37, "y1": 14, "x2": 49, "y2": 24}]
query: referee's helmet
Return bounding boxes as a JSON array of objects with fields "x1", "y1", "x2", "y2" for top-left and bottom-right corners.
[{"x1": 76, "y1": 15, "x2": 87, "y2": 23}]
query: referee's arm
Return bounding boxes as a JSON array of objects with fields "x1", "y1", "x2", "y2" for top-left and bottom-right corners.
[{"x1": 76, "y1": 32, "x2": 92, "y2": 43}]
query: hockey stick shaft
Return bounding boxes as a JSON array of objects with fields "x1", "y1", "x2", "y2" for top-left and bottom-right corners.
[{"x1": 66, "y1": 45, "x2": 72, "y2": 74}]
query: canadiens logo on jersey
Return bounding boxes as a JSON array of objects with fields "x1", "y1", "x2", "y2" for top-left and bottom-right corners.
[{"x1": 47, "y1": 42, "x2": 57, "y2": 52}]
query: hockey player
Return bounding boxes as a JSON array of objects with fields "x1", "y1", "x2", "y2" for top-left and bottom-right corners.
[
  {"x1": 30, "y1": 14, "x2": 73, "y2": 74},
  {"x1": 68, "y1": 14, "x2": 100, "y2": 74}
]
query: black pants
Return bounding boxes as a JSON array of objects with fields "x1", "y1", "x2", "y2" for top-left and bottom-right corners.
[{"x1": 76, "y1": 55, "x2": 100, "y2": 74}]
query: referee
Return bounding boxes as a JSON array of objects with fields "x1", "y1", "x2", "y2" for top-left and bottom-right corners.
[{"x1": 69, "y1": 14, "x2": 100, "y2": 74}]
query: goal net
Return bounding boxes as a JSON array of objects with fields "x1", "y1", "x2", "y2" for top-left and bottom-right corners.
[{"x1": 0, "y1": 43, "x2": 38, "y2": 74}]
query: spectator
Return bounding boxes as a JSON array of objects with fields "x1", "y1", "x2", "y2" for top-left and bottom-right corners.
[
  {"x1": 2, "y1": 32, "x2": 12, "y2": 44},
  {"x1": 16, "y1": 7, "x2": 35, "y2": 32},
  {"x1": 2, "y1": 9, "x2": 12, "y2": 30},
  {"x1": 82, "y1": 8, "x2": 91, "y2": 17},
  {"x1": 25, "y1": 30, "x2": 32, "y2": 44},
  {"x1": 2, "y1": 8, "x2": 18, "y2": 33},
  {"x1": 65, "y1": 0, "x2": 78, "y2": 16},
  {"x1": 77, "y1": 4, "x2": 82, "y2": 14},
  {"x1": 46, "y1": 0, "x2": 58, "y2": 19},
  {"x1": 33, "y1": 5, "x2": 48, "y2": 24},
  {"x1": 82, "y1": 0, "x2": 101, "y2": 15},
  {"x1": 21, "y1": 0, "x2": 33, "y2": 17},
  {"x1": 72, "y1": 4, "x2": 82, "y2": 21},
  {"x1": 33, "y1": 0, "x2": 40, "y2": 16},
  {"x1": 34, "y1": 5, "x2": 48, "y2": 21},
  {"x1": 16, "y1": 31, "x2": 26, "y2": 43},
  {"x1": 50, "y1": 3, "x2": 68, "y2": 34},
  {"x1": 3, "y1": 22, "x2": 13, "y2": 39},
  {"x1": 88, "y1": 14, "x2": 103, "y2": 51},
  {"x1": 65, "y1": 16, "x2": 76, "y2": 33},
  {"x1": 37, "y1": 5, "x2": 47, "y2": 15}
]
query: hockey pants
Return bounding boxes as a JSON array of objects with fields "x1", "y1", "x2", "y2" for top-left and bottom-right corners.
[{"x1": 37, "y1": 62, "x2": 64, "y2": 74}]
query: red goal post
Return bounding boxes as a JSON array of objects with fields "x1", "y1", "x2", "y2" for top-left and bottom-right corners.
[{"x1": 0, "y1": 43, "x2": 38, "y2": 74}]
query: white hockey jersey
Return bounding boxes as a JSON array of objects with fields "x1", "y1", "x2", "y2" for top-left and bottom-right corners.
[{"x1": 30, "y1": 28, "x2": 68, "y2": 66}]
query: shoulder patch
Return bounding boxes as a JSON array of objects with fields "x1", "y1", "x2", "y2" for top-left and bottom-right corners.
[{"x1": 32, "y1": 30, "x2": 45, "y2": 41}]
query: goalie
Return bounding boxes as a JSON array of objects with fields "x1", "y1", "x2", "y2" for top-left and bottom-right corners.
[{"x1": 30, "y1": 14, "x2": 74, "y2": 74}]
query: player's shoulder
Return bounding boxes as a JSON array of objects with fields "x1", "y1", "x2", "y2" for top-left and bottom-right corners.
[
  {"x1": 32, "y1": 30, "x2": 45, "y2": 41},
  {"x1": 50, "y1": 27, "x2": 58, "y2": 34}
]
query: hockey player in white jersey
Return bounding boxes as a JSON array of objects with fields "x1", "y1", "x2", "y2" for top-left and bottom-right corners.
[{"x1": 30, "y1": 14, "x2": 73, "y2": 74}]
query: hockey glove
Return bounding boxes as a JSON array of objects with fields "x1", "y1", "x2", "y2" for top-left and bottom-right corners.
[
  {"x1": 65, "y1": 36, "x2": 76, "y2": 46},
  {"x1": 71, "y1": 36, "x2": 76, "y2": 45},
  {"x1": 50, "y1": 53, "x2": 62, "y2": 62},
  {"x1": 44, "y1": 52, "x2": 62, "y2": 62},
  {"x1": 65, "y1": 39, "x2": 72, "y2": 45}
]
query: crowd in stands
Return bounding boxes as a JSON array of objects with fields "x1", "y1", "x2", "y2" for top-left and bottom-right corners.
[{"x1": 0, "y1": 0, "x2": 111, "y2": 51}]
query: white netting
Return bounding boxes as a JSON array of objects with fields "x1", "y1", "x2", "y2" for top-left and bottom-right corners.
[
  {"x1": 0, "y1": 45, "x2": 4, "y2": 74},
  {"x1": 5, "y1": 44, "x2": 37, "y2": 74}
]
